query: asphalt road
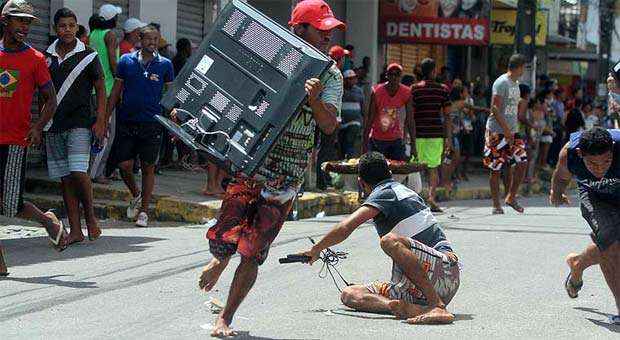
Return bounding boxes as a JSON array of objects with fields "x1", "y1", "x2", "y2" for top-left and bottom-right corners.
[{"x1": 0, "y1": 194, "x2": 618, "y2": 339}]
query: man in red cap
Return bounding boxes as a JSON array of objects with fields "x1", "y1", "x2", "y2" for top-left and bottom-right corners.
[
  {"x1": 197, "y1": 0, "x2": 344, "y2": 336},
  {"x1": 329, "y1": 45, "x2": 349, "y2": 70},
  {"x1": 363, "y1": 62, "x2": 415, "y2": 163}
]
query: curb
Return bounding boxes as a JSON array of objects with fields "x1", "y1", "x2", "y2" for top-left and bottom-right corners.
[{"x1": 24, "y1": 176, "x2": 566, "y2": 224}]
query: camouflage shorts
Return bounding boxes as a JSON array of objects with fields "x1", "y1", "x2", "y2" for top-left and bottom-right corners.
[
  {"x1": 366, "y1": 238, "x2": 460, "y2": 306},
  {"x1": 483, "y1": 132, "x2": 527, "y2": 171}
]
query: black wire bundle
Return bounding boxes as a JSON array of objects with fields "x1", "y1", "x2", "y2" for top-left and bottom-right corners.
[{"x1": 310, "y1": 238, "x2": 352, "y2": 293}]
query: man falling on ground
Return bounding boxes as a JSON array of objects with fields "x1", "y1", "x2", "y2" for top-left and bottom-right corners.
[
  {"x1": 552, "y1": 127, "x2": 620, "y2": 324},
  {"x1": 197, "y1": 0, "x2": 344, "y2": 336},
  {"x1": 300, "y1": 152, "x2": 460, "y2": 324}
]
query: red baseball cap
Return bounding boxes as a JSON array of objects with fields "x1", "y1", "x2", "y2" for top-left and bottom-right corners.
[
  {"x1": 328, "y1": 45, "x2": 350, "y2": 60},
  {"x1": 289, "y1": 0, "x2": 346, "y2": 31},
  {"x1": 387, "y1": 63, "x2": 403, "y2": 72}
]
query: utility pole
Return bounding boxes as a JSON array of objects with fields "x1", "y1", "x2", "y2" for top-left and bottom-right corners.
[
  {"x1": 515, "y1": 0, "x2": 537, "y2": 88},
  {"x1": 598, "y1": 0, "x2": 615, "y2": 97}
]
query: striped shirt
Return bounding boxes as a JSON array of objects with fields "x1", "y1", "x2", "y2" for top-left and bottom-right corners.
[
  {"x1": 411, "y1": 80, "x2": 451, "y2": 138},
  {"x1": 256, "y1": 64, "x2": 343, "y2": 189}
]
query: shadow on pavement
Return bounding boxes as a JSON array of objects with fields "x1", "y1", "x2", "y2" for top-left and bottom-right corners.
[
  {"x1": 0, "y1": 274, "x2": 97, "y2": 289},
  {"x1": 0, "y1": 235, "x2": 165, "y2": 268},
  {"x1": 575, "y1": 307, "x2": 620, "y2": 333}
]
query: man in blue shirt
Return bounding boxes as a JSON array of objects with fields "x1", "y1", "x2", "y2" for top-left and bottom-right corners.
[
  {"x1": 300, "y1": 152, "x2": 460, "y2": 325},
  {"x1": 104, "y1": 25, "x2": 174, "y2": 227}
]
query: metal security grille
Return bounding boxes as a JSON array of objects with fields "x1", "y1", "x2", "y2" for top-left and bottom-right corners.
[
  {"x1": 29, "y1": 0, "x2": 50, "y2": 51},
  {"x1": 239, "y1": 21, "x2": 284, "y2": 63},
  {"x1": 177, "y1": 0, "x2": 206, "y2": 46}
]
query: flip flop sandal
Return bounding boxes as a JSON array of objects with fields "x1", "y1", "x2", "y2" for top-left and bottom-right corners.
[
  {"x1": 609, "y1": 315, "x2": 620, "y2": 325},
  {"x1": 564, "y1": 272, "x2": 583, "y2": 299},
  {"x1": 45, "y1": 212, "x2": 68, "y2": 252},
  {"x1": 505, "y1": 200, "x2": 524, "y2": 213}
]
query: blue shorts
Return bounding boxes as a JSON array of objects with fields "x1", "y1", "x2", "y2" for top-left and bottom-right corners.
[{"x1": 45, "y1": 128, "x2": 91, "y2": 179}]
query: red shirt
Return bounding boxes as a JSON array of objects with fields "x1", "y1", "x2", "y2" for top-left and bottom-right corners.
[
  {"x1": 370, "y1": 83, "x2": 411, "y2": 141},
  {"x1": 119, "y1": 40, "x2": 135, "y2": 56},
  {"x1": 0, "y1": 44, "x2": 52, "y2": 146}
]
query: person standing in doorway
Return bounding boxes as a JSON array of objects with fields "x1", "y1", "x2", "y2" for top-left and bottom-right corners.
[
  {"x1": 410, "y1": 58, "x2": 452, "y2": 212},
  {"x1": 44, "y1": 8, "x2": 106, "y2": 244},
  {"x1": 483, "y1": 54, "x2": 528, "y2": 215},
  {"x1": 89, "y1": 3, "x2": 120, "y2": 184}
]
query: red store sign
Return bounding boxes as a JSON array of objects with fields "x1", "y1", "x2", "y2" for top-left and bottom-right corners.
[{"x1": 380, "y1": 16, "x2": 489, "y2": 46}]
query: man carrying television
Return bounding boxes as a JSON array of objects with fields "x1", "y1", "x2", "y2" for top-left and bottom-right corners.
[{"x1": 195, "y1": 0, "x2": 344, "y2": 336}]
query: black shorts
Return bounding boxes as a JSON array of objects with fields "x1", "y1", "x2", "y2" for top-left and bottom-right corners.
[
  {"x1": 580, "y1": 189, "x2": 620, "y2": 251},
  {"x1": 0, "y1": 145, "x2": 27, "y2": 218},
  {"x1": 368, "y1": 138, "x2": 407, "y2": 161},
  {"x1": 111, "y1": 121, "x2": 162, "y2": 166}
]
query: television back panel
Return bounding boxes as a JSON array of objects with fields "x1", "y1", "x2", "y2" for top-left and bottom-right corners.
[{"x1": 160, "y1": 0, "x2": 332, "y2": 176}]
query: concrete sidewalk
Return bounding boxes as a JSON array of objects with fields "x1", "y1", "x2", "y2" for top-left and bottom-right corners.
[{"x1": 23, "y1": 166, "x2": 555, "y2": 224}]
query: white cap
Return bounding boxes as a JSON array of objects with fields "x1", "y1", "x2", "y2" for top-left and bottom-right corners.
[
  {"x1": 343, "y1": 69, "x2": 357, "y2": 78},
  {"x1": 99, "y1": 4, "x2": 122, "y2": 21},
  {"x1": 123, "y1": 18, "x2": 146, "y2": 33}
]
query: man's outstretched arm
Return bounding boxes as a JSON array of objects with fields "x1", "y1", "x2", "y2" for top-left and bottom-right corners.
[
  {"x1": 302, "y1": 206, "x2": 379, "y2": 264},
  {"x1": 550, "y1": 143, "x2": 572, "y2": 205}
]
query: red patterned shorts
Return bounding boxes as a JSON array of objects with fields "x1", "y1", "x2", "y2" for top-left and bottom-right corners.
[
  {"x1": 483, "y1": 132, "x2": 527, "y2": 171},
  {"x1": 206, "y1": 177, "x2": 295, "y2": 265}
]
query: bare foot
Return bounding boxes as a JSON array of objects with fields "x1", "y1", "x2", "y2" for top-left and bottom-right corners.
[
  {"x1": 198, "y1": 258, "x2": 229, "y2": 292},
  {"x1": 211, "y1": 316, "x2": 236, "y2": 337},
  {"x1": 566, "y1": 253, "x2": 581, "y2": 280},
  {"x1": 407, "y1": 306, "x2": 455, "y2": 325},
  {"x1": 388, "y1": 300, "x2": 425, "y2": 320},
  {"x1": 67, "y1": 232, "x2": 85, "y2": 245},
  {"x1": 87, "y1": 222, "x2": 102, "y2": 241}
]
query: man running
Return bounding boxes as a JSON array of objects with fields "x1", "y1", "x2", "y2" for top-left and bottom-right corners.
[
  {"x1": 300, "y1": 152, "x2": 460, "y2": 324},
  {"x1": 196, "y1": 0, "x2": 344, "y2": 336},
  {"x1": 0, "y1": 0, "x2": 68, "y2": 275},
  {"x1": 484, "y1": 54, "x2": 528, "y2": 214},
  {"x1": 551, "y1": 127, "x2": 620, "y2": 324}
]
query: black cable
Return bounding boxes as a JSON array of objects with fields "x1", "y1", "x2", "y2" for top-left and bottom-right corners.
[{"x1": 309, "y1": 237, "x2": 352, "y2": 293}]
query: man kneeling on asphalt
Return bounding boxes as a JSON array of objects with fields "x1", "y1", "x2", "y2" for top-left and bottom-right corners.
[{"x1": 300, "y1": 152, "x2": 460, "y2": 324}]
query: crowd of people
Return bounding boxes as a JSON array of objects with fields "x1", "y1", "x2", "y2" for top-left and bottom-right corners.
[{"x1": 1, "y1": 0, "x2": 620, "y2": 337}]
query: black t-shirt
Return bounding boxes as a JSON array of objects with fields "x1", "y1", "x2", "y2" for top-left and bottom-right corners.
[
  {"x1": 567, "y1": 129, "x2": 620, "y2": 201},
  {"x1": 44, "y1": 40, "x2": 102, "y2": 132},
  {"x1": 363, "y1": 179, "x2": 453, "y2": 252}
]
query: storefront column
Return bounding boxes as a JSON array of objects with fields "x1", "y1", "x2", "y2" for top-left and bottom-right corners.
[
  {"x1": 345, "y1": 0, "x2": 379, "y2": 84},
  {"x1": 51, "y1": 0, "x2": 93, "y2": 28}
]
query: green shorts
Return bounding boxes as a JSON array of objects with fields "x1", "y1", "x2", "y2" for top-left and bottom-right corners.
[{"x1": 414, "y1": 138, "x2": 444, "y2": 169}]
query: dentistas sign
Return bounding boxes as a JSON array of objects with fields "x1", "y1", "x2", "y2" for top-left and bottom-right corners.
[{"x1": 379, "y1": 0, "x2": 490, "y2": 46}]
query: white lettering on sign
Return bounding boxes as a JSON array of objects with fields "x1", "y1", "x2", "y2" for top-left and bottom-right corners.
[
  {"x1": 387, "y1": 22, "x2": 398, "y2": 36},
  {"x1": 383, "y1": 20, "x2": 487, "y2": 43}
]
